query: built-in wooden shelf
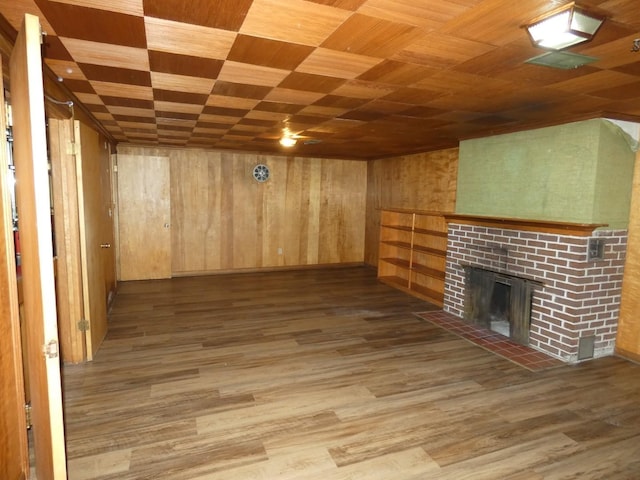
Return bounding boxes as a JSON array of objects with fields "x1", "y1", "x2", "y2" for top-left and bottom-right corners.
[
  {"x1": 377, "y1": 209, "x2": 447, "y2": 307},
  {"x1": 444, "y1": 214, "x2": 607, "y2": 237}
]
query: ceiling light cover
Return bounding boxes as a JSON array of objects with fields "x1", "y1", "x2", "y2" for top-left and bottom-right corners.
[
  {"x1": 525, "y1": 51, "x2": 599, "y2": 69},
  {"x1": 279, "y1": 136, "x2": 297, "y2": 147},
  {"x1": 525, "y1": 2, "x2": 605, "y2": 50}
]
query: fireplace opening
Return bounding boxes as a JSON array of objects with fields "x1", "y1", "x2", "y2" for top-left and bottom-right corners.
[
  {"x1": 489, "y1": 281, "x2": 510, "y2": 337},
  {"x1": 463, "y1": 266, "x2": 536, "y2": 345}
]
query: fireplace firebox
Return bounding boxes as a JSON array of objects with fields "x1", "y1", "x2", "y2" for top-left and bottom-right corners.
[{"x1": 463, "y1": 266, "x2": 537, "y2": 345}]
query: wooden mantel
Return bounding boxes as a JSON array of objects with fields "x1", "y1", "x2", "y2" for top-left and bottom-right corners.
[{"x1": 444, "y1": 214, "x2": 607, "y2": 237}]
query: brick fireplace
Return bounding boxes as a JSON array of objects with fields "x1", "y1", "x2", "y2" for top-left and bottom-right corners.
[{"x1": 443, "y1": 215, "x2": 627, "y2": 363}]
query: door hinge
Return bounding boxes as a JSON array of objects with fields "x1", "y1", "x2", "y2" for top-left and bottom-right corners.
[
  {"x1": 77, "y1": 319, "x2": 90, "y2": 332},
  {"x1": 67, "y1": 141, "x2": 78, "y2": 155},
  {"x1": 43, "y1": 339, "x2": 59, "y2": 359},
  {"x1": 25, "y1": 403, "x2": 32, "y2": 429}
]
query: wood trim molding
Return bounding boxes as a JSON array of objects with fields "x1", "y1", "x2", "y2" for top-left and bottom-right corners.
[
  {"x1": 444, "y1": 213, "x2": 607, "y2": 237},
  {"x1": 379, "y1": 207, "x2": 453, "y2": 216}
]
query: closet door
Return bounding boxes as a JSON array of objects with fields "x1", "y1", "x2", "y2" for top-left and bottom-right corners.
[
  {"x1": 11, "y1": 13, "x2": 67, "y2": 479},
  {"x1": 76, "y1": 121, "x2": 110, "y2": 359},
  {"x1": 117, "y1": 152, "x2": 171, "y2": 280}
]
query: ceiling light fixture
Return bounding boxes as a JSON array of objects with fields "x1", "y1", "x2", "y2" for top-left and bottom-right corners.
[
  {"x1": 279, "y1": 135, "x2": 297, "y2": 148},
  {"x1": 279, "y1": 127, "x2": 297, "y2": 148},
  {"x1": 525, "y1": 2, "x2": 605, "y2": 50}
]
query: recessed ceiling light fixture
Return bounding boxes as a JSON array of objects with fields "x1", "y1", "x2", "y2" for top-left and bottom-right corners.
[{"x1": 525, "y1": 2, "x2": 605, "y2": 50}]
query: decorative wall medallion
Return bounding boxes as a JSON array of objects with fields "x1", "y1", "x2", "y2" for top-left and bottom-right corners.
[{"x1": 252, "y1": 164, "x2": 270, "y2": 182}]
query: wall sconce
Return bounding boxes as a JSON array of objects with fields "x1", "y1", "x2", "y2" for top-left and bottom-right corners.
[{"x1": 525, "y1": 2, "x2": 605, "y2": 50}]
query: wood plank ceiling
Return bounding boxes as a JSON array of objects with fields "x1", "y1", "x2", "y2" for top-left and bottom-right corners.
[{"x1": 1, "y1": 0, "x2": 639, "y2": 159}]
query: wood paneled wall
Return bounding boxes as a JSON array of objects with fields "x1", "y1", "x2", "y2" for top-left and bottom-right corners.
[
  {"x1": 364, "y1": 148, "x2": 459, "y2": 265},
  {"x1": 616, "y1": 150, "x2": 640, "y2": 361},
  {"x1": 117, "y1": 146, "x2": 367, "y2": 276}
]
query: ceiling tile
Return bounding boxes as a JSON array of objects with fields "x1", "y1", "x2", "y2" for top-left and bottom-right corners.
[
  {"x1": 101, "y1": 96, "x2": 154, "y2": 109},
  {"x1": 148, "y1": 51, "x2": 223, "y2": 78},
  {"x1": 41, "y1": 35, "x2": 73, "y2": 60},
  {"x1": 144, "y1": 16, "x2": 236, "y2": 59},
  {"x1": 306, "y1": 0, "x2": 366, "y2": 10},
  {"x1": 211, "y1": 81, "x2": 273, "y2": 100},
  {"x1": 206, "y1": 94, "x2": 260, "y2": 110},
  {"x1": 45, "y1": 59, "x2": 86, "y2": 80},
  {"x1": 202, "y1": 105, "x2": 250, "y2": 117},
  {"x1": 297, "y1": 48, "x2": 382, "y2": 79},
  {"x1": 279, "y1": 72, "x2": 346, "y2": 93},
  {"x1": 227, "y1": 35, "x2": 313, "y2": 70},
  {"x1": 359, "y1": 0, "x2": 472, "y2": 28},
  {"x1": 153, "y1": 89, "x2": 208, "y2": 105},
  {"x1": 50, "y1": 0, "x2": 144, "y2": 16},
  {"x1": 358, "y1": 60, "x2": 436, "y2": 85},
  {"x1": 36, "y1": 1, "x2": 146, "y2": 47},
  {"x1": 154, "y1": 101, "x2": 204, "y2": 115},
  {"x1": 218, "y1": 61, "x2": 290, "y2": 87},
  {"x1": 108, "y1": 106, "x2": 155, "y2": 118},
  {"x1": 264, "y1": 87, "x2": 326, "y2": 104},
  {"x1": 91, "y1": 81, "x2": 153, "y2": 100},
  {"x1": 150, "y1": 72, "x2": 215, "y2": 95},
  {"x1": 321, "y1": 13, "x2": 424, "y2": 58},
  {"x1": 394, "y1": 32, "x2": 495, "y2": 68},
  {"x1": 142, "y1": 0, "x2": 252, "y2": 30},
  {"x1": 240, "y1": 0, "x2": 350, "y2": 46},
  {"x1": 61, "y1": 37, "x2": 149, "y2": 70},
  {"x1": 81, "y1": 64, "x2": 151, "y2": 86},
  {"x1": 60, "y1": 78, "x2": 95, "y2": 93},
  {"x1": 332, "y1": 80, "x2": 395, "y2": 99}
]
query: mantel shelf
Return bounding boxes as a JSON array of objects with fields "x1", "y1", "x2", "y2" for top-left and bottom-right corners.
[{"x1": 443, "y1": 214, "x2": 607, "y2": 237}]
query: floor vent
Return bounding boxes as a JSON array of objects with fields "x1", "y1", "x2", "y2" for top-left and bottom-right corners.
[{"x1": 578, "y1": 336, "x2": 596, "y2": 360}]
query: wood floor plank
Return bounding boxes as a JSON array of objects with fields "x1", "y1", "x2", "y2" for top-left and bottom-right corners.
[{"x1": 62, "y1": 266, "x2": 640, "y2": 479}]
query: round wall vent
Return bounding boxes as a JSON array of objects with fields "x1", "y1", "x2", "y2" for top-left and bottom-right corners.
[{"x1": 252, "y1": 164, "x2": 270, "y2": 182}]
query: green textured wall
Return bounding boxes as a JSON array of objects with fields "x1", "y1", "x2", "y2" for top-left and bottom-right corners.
[
  {"x1": 456, "y1": 119, "x2": 635, "y2": 228},
  {"x1": 593, "y1": 121, "x2": 636, "y2": 228}
]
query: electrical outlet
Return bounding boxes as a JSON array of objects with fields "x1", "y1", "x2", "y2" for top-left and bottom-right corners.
[{"x1": 277, "y1": 247, "x2": 283, "y2": 255}]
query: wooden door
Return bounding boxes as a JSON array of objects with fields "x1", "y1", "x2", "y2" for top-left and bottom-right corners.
[
  {"x1": 76, "y1": 121, "x2": 109, "y2": 359},
  {"x1": 49, "y1": 118, "x2": 86, "y2": 363},
  {"x1": 117, "y1": 153, "x2": 171, "y2": 280},
  {"x1": 10, "y1": 13, "x2": 67, "y2": 479},
  {"x1": 0, "y1": 57, "x2": 29, "y2": 480}
]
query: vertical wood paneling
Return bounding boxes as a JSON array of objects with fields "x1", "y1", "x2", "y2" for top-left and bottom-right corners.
[
  {"x1": 365, "y1": 148, "x2": 459, "y2": 266},
  {"x1": 232, "y1": 153, "x2": 262, "y2": 268},
  {"x1": 170, "y1": 149, "x2": 209, "y2": 272},
  {"x1": 616, "y1": 150, "x2": 640, "y2": 361},
  {"x1": 319, "y1": 159, "x2": 367, "y2": 264},
  {"x1": 121, "y1": 146, "x2": 367, "y2": 277}
]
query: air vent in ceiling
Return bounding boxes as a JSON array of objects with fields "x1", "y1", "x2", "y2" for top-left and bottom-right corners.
[{"x1": 525, "y1": 51, "x2": 599, "y2": 69}]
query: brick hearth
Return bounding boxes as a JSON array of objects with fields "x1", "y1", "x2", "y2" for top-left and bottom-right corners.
[{"x1": 443, "y1": 222, "x2": 627, "y2": 363}]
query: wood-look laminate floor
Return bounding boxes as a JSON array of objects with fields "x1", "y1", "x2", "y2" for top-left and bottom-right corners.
[{"x1": 62, "y1": 266, "x2": 640, "y2": 480}]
